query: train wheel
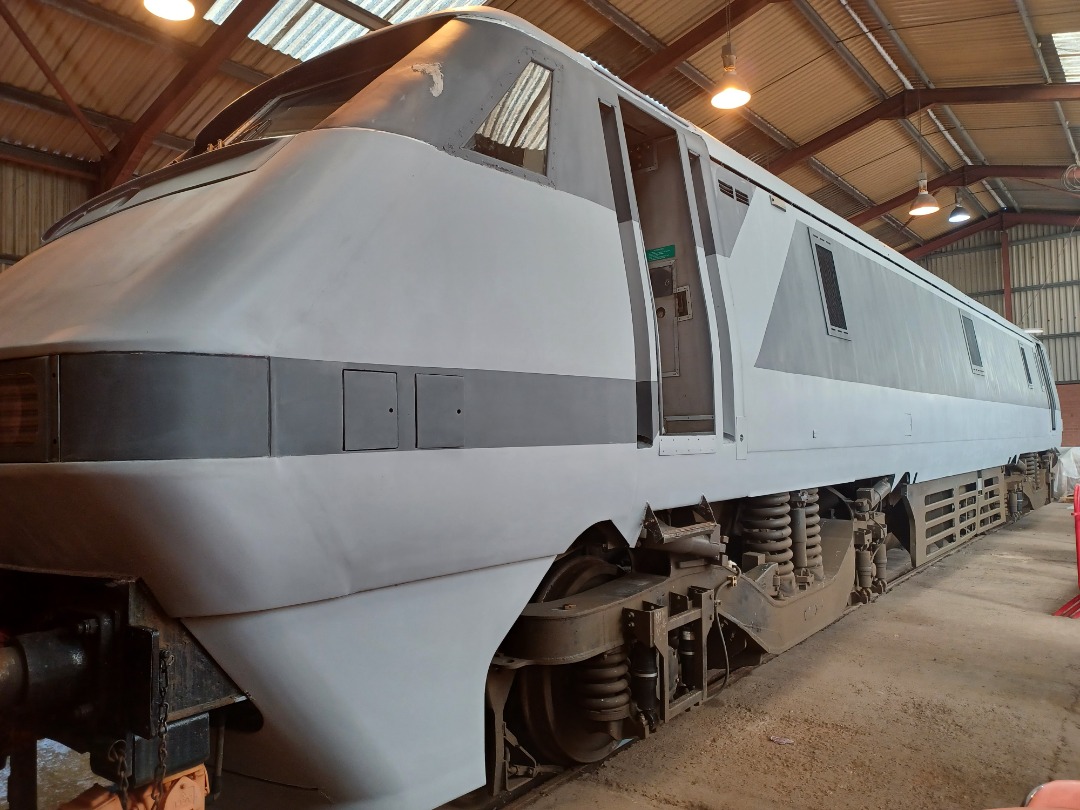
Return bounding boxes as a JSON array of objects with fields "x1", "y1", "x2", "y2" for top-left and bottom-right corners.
[{"x1": 516, "y1": 555, "x2": 625, "y2": 765}]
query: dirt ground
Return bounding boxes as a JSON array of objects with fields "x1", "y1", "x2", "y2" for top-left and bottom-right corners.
[{"x1": 519, "y1": 502, "x2": 1080, "y2": 810}]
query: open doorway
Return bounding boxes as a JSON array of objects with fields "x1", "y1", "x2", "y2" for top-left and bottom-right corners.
[{"x1": 618, "y1": 102, "x2": 715, "y2": 436}]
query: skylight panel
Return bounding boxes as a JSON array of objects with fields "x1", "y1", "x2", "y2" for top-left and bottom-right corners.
[
  {"x1": 205, "y1": 0, "x2": 486, "y2": 62},
  {"x1": 1051, "y1": 32, "x2": 1080, "y2": 82}
]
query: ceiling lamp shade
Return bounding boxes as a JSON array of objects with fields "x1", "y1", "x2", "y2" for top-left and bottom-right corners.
[
  {"x1": 947, "y1": 189, "x2": 971, "y2": 223},
  {"x1": 144, "y1": 0, "x2": 195, "y2": 20},
  {"x1": 908, "y1": 173, "x2": 939, "y2": 217},
  {"x1": 712, "y1": 44, "x2": 751, "y2": 109}
]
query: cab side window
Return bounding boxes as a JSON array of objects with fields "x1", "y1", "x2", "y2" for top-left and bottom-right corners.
[{"x1": 469, "y1": 62, "x2": 553, "y2": 175}]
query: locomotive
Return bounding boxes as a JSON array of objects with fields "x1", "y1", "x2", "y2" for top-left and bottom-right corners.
[{"x1": 0, "y1": 8, "x2": 1059, "y2": 810}]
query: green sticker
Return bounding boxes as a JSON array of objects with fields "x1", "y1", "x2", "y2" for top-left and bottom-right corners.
[{"x1": 645, "y1": 244, "x2": 676, "y2": 262}]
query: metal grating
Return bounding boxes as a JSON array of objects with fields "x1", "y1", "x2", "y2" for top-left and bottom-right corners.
[{"x1": 814, "y1": 244, "x2": 847, "y2": 331}]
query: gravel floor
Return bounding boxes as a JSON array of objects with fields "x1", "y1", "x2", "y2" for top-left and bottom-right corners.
[{"x1": 518, "y1": 502, "x2": 1080, "y2": 810}]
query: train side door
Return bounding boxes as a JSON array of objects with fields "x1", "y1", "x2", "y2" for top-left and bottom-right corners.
[{"x1": 610, "y1": 101, "x2": 717, "y2": 448}]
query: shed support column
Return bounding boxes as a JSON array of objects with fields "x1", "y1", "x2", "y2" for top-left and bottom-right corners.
[{"x1": 1001, "y1": 228, "x2": 1013, "y2": 322}]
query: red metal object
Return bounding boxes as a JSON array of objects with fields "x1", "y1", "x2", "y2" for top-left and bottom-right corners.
[
  {"x1": 1053, "y1": 487, "x2": 1080, "y2": 617},
  {"x1": 1074, "y1": 484, "x2": 1080, "y2": 590}
]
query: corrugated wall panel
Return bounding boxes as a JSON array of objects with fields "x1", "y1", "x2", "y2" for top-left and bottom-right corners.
[
  {"x1": 923, "y1": 225, "x2": 1080, "y2": 383},
  {"x1": 970, "y1": 293, "x2": 1006, "y2": 319},
  {"x1": 1014, "y1": 285, "x2": 1080, "y2": 334},
  {"x1": 924, "y1": 242, "x2": 1001, "y2": 293},
  {"x1": 0, "y1": 163, "x2": 90, "y2": 268},
  {"x1": 1045, "y1": 336, "x2": 1080, "y2": 385},
  {"x1": 1011, "y1": 227, "x2": 1080, "y2": 288}
]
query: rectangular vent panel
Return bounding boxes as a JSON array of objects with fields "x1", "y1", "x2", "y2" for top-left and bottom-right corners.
[
  {"x1": 814, "y1": 244, "x2": 847, "y2": 332},
  {"x1": 718, "y1": 180, "x2": 734, "y2": 199}
]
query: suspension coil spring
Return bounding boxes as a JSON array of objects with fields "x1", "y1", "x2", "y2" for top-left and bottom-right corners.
[
  {"x1": 737, "y1": 492, "x2": 795, "y2": 595},
  {"x1": 577, "y1": 646, "x2": 631, "y2": 722},
  {"x1": 1023, "y1": 454, "x2": 1038, "y2": 476},
  {"x1": 801, "y1": 488, "x2": 823, "y2": 581}
]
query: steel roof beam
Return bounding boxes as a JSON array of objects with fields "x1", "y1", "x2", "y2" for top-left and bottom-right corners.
[
  {"x1": 0, "y1": 1, "x2": 110, "y2": 157},
  {"x1": 0, "y1": 82, "x2": 191, "y2": 153},
  {"x1": 855, "y1": 0, "x2": 1015, "y2": 213},
  {"x1": 1014, "y1": 0, "x2": 1080, "y2": 164},
  {"x1": 102, "y1": 0, "x2": 279, "y2": 189},
  {"x1": 623, "y1": 0, "x2": 785, "y2": 91},
  {"x1": 795, "y1": 0, "x2": 987, "y2": 220},
  {"x1": 849, "y1": 165, "x2": 1071, "y2": 226},
  {"x1": 768, "y1": 84, "x2": 1080, "y2": 175},
  {"x1": 0, "y1": 141, "x2": 98, "y2": 181},
  {"x1": 35, "y1": 0, "x2": 272, "y2": 87},
  {"x1": 904, "y1": 212, "x2": 1080, "y2": 259},
  {"x1": 310, "y1": 0, "x2": 390, "y2": 30}
]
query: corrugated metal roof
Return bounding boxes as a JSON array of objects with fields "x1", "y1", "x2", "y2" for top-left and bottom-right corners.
[
  {"x1": 205, "y1": 0, "x2": 487, "y2": 61},
  {"x1": 0, "y1": 162, "x2": 90, "y2": 257}
]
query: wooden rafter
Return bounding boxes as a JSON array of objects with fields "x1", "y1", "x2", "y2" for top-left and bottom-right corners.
[
  {"x1": 622, "y1": 0, "x2": 784, "y2": 91},
  {"x1": 101, "y1": 0, "x2": 280, "y2": 189}
]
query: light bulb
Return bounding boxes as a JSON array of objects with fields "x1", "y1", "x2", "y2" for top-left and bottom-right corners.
[{"x1": 144, "y1": 0, "x2": 195, "y2": 21}]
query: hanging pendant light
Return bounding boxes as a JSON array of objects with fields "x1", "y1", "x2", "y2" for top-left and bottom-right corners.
[
  {"x1": 947, "y1": 189, "x2": 971, "y2": 223},
  {"x1": 144, "y1": 0, "x2": 195, "y2": 21},
  {"x1": 909, "y1": 172, "x2": 939, "y2": 216},
  {"x1": 710, "y1": 3, "x2": 751, "y2": 110},
  {"x1": 712, "y1": 44, "x2": 752, "y2": 109}
]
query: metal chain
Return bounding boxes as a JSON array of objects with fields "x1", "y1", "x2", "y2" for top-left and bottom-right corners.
[
  {"x1": 107, "y1": 739, "x2": 130, "y2": 810},
  {"x1": 151, "y1": 648, "x2": 174, "y2": 810}
]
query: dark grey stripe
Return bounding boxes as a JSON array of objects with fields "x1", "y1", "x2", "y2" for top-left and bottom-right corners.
[
  {"x1": 0, "y1": 353, "x2": 637, "y2": 463},
  {"x1": 271, "y1": 357, "x2": 636, "y2": 457},
  {"x1": 60, "y1": 353, "x2": 271, "y2": 462}
]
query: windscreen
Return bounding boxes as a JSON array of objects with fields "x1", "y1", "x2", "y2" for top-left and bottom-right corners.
[
  {"x1": 223, "y1": 73, "x2": 382, "y2": 147},
  {"x1": 193, "y1": 15, "x2": 450, "y2": 155}
]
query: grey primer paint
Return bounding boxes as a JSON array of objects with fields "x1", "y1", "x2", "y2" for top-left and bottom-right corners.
[
  {"x1": 2, "y1": 354, "x2": 640, "y2": 462},
  {"x1": 756, "y1": 225, "x2": 1048, "y2": 408}
]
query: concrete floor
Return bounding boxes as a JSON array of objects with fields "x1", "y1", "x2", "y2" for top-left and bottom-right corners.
[{"x1": 520, "y1": 502, "x2": 1080, "y2": 810}]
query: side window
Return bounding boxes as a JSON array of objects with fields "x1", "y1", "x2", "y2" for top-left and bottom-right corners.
[
  {"x1": 960, "y1": 314, "x2": 984, "y2": 376},
  {"x1": 809, "y1": 232, "x2": 849, "y2": 340},
  {"x1": 469, "y1": 62, "x2": 553, "y2": 175},
  {"x1": 1019, "y1": 342, "x2": 1033, "y2": 387}
]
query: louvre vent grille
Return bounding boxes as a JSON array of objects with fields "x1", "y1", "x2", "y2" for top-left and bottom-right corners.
[
  {"x1": 814, "y1": 244, "x2": 847, "y2": 331},
  {"x1": 717, "y1": 181, "x2": 749, "y2": 206}
]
